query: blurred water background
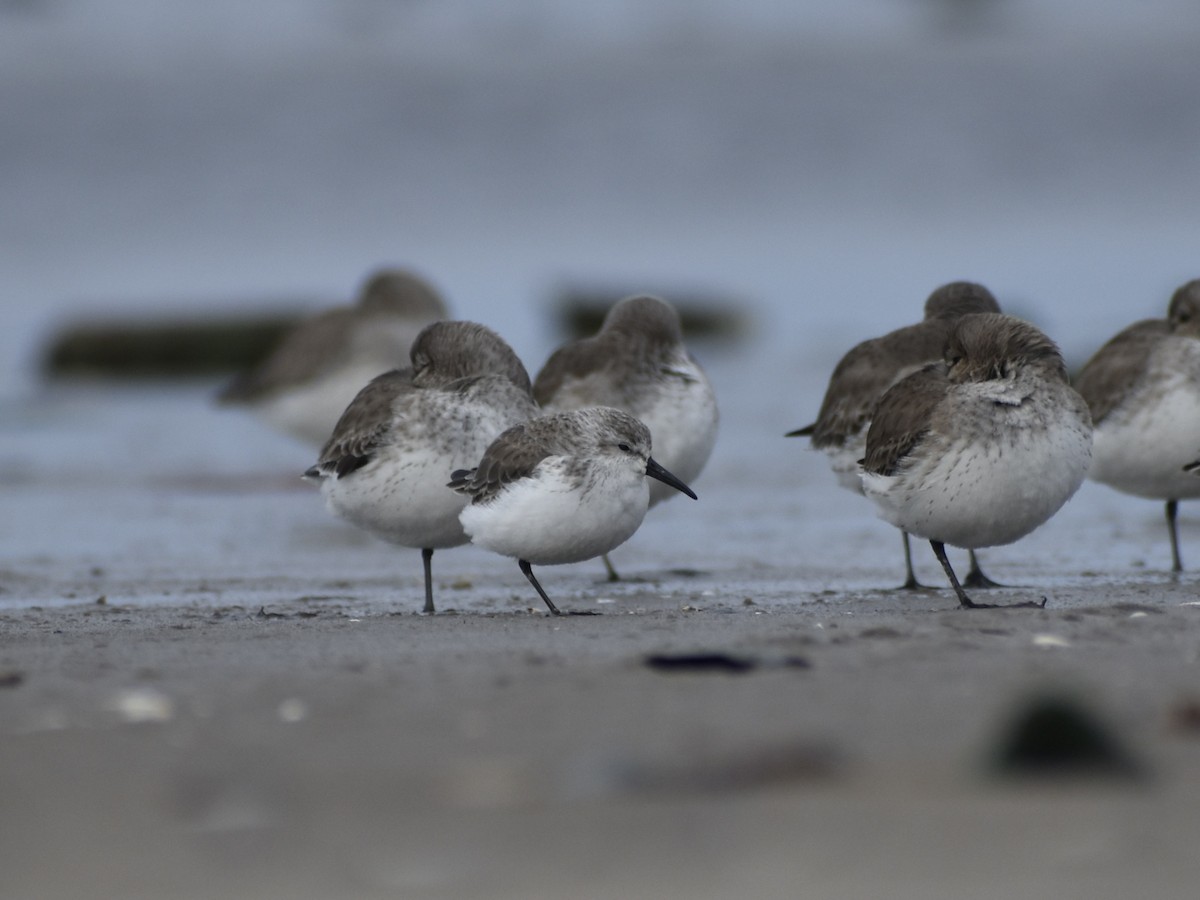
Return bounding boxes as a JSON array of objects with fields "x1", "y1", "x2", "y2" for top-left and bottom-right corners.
[{"x1": 2, "y1": 0, "x2": 1199, "y2": 605}]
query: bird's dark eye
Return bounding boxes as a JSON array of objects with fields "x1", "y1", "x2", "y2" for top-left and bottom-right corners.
[
  {"x1": 947, "y1": 354, "x2": 963, "y2": 367},
  {"x1": 617, "y1": 443, "x2": 632, "y2": 453}
]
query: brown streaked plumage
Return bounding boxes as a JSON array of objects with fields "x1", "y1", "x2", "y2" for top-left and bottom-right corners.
[
  {"x1": 533, "y1": 295, "x2": 717, "y2": 580},
  {"x1": 446, "y1": 416, "x2": 575, "y2": 507},
  {"x1": 1073, "y1": 320, "x2": 1170, "y2": 423},
  {"x1": 793, "y1": 280, "x2": 1001, "y2": 449},
  {"x1": 858, "y1": 365, "x2": 948, "y2": 478},
  {"x1": 790, "y1": 281, "x2": 1002, "y2": 589},
  {"x1": 451, "y1": 407, "x2": 697, "y2": 614},
  {"x1": 862, "y1": 313, "x2": 1092, "y2": 609},
  {"x1": 1074, "y1": 279, "x2": 1200, "y2": 572},
  {"x1": 304, "y1": 320, "x2": 537, "y2": 614},
  {"x1": 316, "y1": 369, "x2": 417, "y2": 478},
  {"x1": 534, "y1": 296, "x2": 690, "y2": 406}
]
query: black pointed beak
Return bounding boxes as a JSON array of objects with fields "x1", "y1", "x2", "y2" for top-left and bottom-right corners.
[{"x1": 645, "y1": 456, "x2": 697, "y2": 499}]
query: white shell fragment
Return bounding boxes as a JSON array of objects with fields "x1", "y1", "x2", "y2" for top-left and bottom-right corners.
[
  {"x1": 1032, "y1": 634, "x2": 1071, "y2": 648},
  {"x1": 108, "y1": 687, "x2": 174, "y2": 723},
  {"x1": 277, "y1": 698, "x2": 308, "y2": 723}
]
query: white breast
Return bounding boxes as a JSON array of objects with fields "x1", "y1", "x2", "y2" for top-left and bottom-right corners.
[
  {"x1": 1090, "y1": 371, "x2": 1200, "y2": 501},
  {"x1": 324, "y1": 440, "x2": 472, "y2": 549},
  {"x1": 633, "y1": 362, "x2": 719, "y2": 506},
  {"x1": 461, "y1": 459, "x2": 651, "y2": 566},
  {"x1": 322, "y1": 384, "x2": 534, "y2": 550},
  {"x1": 862, "y1": 384, "x2": 1092, "y2": 549}
]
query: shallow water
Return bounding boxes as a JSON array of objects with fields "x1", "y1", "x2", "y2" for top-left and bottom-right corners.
[{"x1": 3, "y1": 349, "x2": 1195, "y2": 615}]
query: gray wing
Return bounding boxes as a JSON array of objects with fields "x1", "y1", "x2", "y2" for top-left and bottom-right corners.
[
  {"x1": 308, "y1": 369, "x2": 415, "y2": 478},
  {"x1": 532, "y1": 336, "x2": 613, "y2": 406},
  {"x1": 218, "y1": 307, "x2": 353, "y2": 403},
  {"x1": 448, "y1": 419, "x2": 558, "y2": 504},
  {"x1": 860, "y1": 364, "x2": 949, "y2": 477},
  {"x1": 808, "y1": 322, "x2": 945, "y2": 447},
  {"x1": 1074, "y1": 319, "x2": 1167, "y2": 424},
  {"x1": 806, "y1": 338, "x2": 895, "y2": 447}
]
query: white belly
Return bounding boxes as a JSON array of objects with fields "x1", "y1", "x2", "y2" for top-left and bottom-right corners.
[
  {"x1": 862, "y1": 411, "x2": 1092, "y2": 550},
  {"x1": 323, "y1": 444, "x2": 470, "y2": 549},
  {"x1": 542, "y1": 360, "x2": 718, "y2": 508},
  {"x1": 320, "y1": 386, "x2": 534, "y2": 550},
  {"x1": 631, "y1": 369, "x2": 719, "y2": 507},
  {"x1": 461, "y1": 464, "x2": 651, "y2": 565},
  {"x1": 1090, "y1": 378, "x2": 1200, "y2": 501}
]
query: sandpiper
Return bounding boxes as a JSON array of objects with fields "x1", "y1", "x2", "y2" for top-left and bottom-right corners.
[
  {"x1": 788, "y1": 281, "x2": 1002, "y2": 589},
  {"x1": 219, "y1": 268, "x2": 448, "y2": 445},
  {"x1": 533, "y1": 295, "x2": 717, "y2": 579},
  {"x1": 449, "y1": 407, "x2": 698, "y2": 614},
  {"x1": 303, "y1": 321, "x2": 537, "y2": 613},
  {"x1": 1075, "y1": 279, "x2": 1200, "y2": 572},
  {"x1": 860, "y1": 313, "x2": 1092, "y2": 609}
]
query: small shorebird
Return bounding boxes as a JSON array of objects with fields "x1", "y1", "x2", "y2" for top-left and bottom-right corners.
[
  {"x1": 219, "y1": 268, "x2": 447, "y2": 445},
  {"x1": 1075, "y1": 279, "x2": 1200, "y2": 572},
  {"x1": 304, "y1": 321, "x2": 536, "y2": 613},
  {"x1": 533, "y1": 295, "x2": 717, "y2": 580},
  {"x1": 789, "y1": 281, "x2": 1001, "y2": 589},
  {"x1": 860, "y1": 313, "x2": 1092, "y2": 609},
  {"x1": 449, "y1": 407, "x2": 698, "y2": 614}
]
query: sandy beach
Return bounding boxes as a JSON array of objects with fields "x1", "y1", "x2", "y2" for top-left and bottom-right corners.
[{"x1": 5, "y1": 557, "x2": 1200, "y2": 898}]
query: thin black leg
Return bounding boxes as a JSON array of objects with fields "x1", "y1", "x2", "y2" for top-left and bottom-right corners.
[
  {"x1": 931, "y1": 540, "x2": 974, "y2": 608},
  {"x1": 1166, "y1": 499, "x2": 1183, "y2": 573},
  {"x1": 899, "y1": 531, "x2": 927, "y2": 590},
  {"x1": 421, "y1": 547, "x2": 435, "y2": 614},
  {"x1": 962, "y1": 549, "x2": 1005, "y2": 589},
  {"x1": 601, "y1": 553, "x2": 621, "y2": 583},
  {"x1": 930, "y1": 540, "x2": 1044, "y2": 610},
  {"x1": 519, "y1": 559, "x2": 561, "y2": 616}
]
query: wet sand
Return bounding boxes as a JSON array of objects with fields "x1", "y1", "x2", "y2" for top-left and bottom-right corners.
[{"x1": 4, "y1": 375, "x2": 1200, "y2": 899}]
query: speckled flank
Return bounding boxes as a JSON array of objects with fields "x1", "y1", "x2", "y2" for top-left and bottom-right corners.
[
  {"x1": 324, "y1": 376, "x2": 536, "y2": 548},
  {"x1": 861, "y1": 313, "x2": 1092, "y2": 550},
  {"x1": 302, "y1": 320, "x2": 537, "y2": 611}
]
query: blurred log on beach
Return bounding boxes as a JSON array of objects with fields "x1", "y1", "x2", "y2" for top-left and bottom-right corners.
[{"x1": 41, "y1": 308, "x2": 313, "y2": 379}]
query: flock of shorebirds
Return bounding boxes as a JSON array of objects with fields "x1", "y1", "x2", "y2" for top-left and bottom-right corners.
[{"x1": 218, "y1": 268, "x2": 1200, "y2": 614}]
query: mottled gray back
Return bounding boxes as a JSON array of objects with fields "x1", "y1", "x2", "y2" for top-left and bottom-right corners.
[
  {"x1": 450, "y1": 407, "x2": 651, "y2": 504},
  {"x1": 532, "y1": 296, "x2": 684, "y2": 406},
  {"x1": 1075, "y1": 318, "x2": 1171, "y2": 424},
  {"x1": 801, "y1": 281, "x2": 1002, "y2": 447}
]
